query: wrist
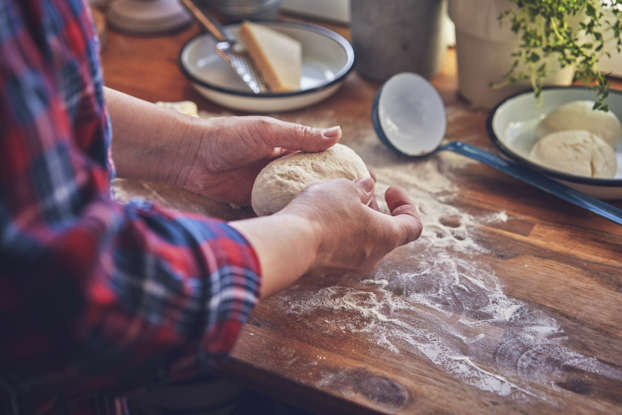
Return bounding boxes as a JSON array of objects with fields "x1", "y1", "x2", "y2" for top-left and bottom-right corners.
[
  {"x1": 108, "y1": 88, "x2": 203, "y2": 183},
  {"x1": 162, "y1": 116, "x2": 223, "y2": 188},
  {"x1": 277, "y1": 206, "x2": 323, "y2": 270},
  {"x1": 156, "y1": 114, "x2": 204, "y2": 185},
  {"x1": 121, "y1": 112, "x2": 206, "y2": 185},
  {"x1": 229, "y1": 212, "x2": 319, "y2": 297},
  {"x1": 274, "y1": 211, "x2": 321, "y2": 272}
]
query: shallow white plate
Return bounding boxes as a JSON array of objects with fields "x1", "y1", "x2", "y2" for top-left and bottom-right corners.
[
  {"x1": 487, "y1": 87, "x2": 622, "y2": 200},
  {"x1": 179, "y1": 21, "x2": 354, "y2": 113}
]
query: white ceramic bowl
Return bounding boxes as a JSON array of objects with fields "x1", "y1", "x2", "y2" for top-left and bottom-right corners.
[
  {"x1": 179, "y1": 21, "x2": 354, "y2": 113},
  {"x1": 487, "y1": 86, "x2": 622, "y2": 200}
]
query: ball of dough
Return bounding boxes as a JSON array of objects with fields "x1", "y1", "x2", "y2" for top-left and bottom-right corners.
[
  {"x1": 536, "y1": 100, "x2": 622, "y2": 148},
  {"x1": 529, "y1": 130, "x2": 618, "y2": 178},
  {"x1": 251, "y1": 144, "x2": 370, "y2": 216}
]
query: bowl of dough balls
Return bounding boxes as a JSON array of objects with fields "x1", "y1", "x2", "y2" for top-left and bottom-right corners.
[{"x1": 487, "y1": 86, "x2": 622, "y2": 200}]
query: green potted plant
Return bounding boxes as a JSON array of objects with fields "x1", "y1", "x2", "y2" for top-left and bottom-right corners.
[{"x1": 449, "y1": 0, "x2": 622, "y2": 109}]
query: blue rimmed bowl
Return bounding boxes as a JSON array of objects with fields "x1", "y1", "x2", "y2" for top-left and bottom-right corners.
[
  {"x1": 487, "y1": 87, "x2": 622, "y2": 200},
  {"x1": 179, "y1": 21, "x2": 354, "y2": 113}
]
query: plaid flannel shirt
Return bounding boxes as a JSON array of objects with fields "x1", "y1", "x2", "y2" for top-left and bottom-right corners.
[{"x1": 0, "y1": 1, "x2": 262, "y2": 413}]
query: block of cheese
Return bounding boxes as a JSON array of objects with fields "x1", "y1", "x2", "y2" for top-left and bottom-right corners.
[{"x1": 239, "y1": 21, "x2": 302, "y2": 92}]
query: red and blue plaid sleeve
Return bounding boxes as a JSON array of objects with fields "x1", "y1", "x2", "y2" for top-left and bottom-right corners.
[{"x1": 0, "y1": 1, "x2": 261, "y2": 413}]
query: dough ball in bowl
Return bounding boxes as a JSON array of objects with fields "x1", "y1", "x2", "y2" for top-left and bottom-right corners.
[
  {"x1": 529, "y1": 130, "x2": 618, "y2": 178},
  {"x1": 251, "y1": 144, "x2": 370, "y2": 216},
  {"x1": 535, "y1": 100, "x2": 622, "y2": 148}
]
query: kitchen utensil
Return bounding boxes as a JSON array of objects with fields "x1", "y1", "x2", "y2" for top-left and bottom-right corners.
[
  {"x1": 488, "y1": 86, "x2": 622, "y2": 199},
  {"x1": 179, "y1": 21, "x2": 354, "y2": 112},
  {"x1": 180, "y1": 0, "x2": 266, "y2": 93},
  {"x1": 372, "y1": 72, "x2": 622, "y2": 225}
]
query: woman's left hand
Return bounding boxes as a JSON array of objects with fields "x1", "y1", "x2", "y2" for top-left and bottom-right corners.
[{"x1": 174, "y1": 116, "x2": 341, "y2": 205}]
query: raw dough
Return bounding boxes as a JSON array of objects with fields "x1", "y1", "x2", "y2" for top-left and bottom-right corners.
[
  {"x1": 529, "y1": 130, "x2": 618, "y2": 178},
  {"x1": 536, "y1": 100, "x2": 622, "y2": 148},
  {"x1": 251, "y1": 144, "x2": 370, "y2": 216},
  {"x1": 155, "y1": 100, "x2": 198, "y2": 117}
]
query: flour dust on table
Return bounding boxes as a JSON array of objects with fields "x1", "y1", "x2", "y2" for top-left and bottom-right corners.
[{"x1": 275, "y1": 152, "x2": 622, "y2": 403}]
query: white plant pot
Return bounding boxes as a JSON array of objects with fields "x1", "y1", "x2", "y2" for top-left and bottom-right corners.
[
  {"x1": 449, "y1": 0, "x2": 575, "y2": 109},
  {"x1": 596, "y1": 6, "x2": 622, "y2": 77}
]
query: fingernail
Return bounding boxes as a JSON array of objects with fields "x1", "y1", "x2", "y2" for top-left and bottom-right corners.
[
  {"x1": 322, "y1": 126, "x2": 341, "y2": 139},
  {"x1": 356, "y1": 176, "x2": 374, "y2": 193}
]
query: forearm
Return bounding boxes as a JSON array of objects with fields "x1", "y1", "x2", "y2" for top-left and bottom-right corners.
[
  {"x1": 229, "y1": 213, "x2": 319, "y2": 298},
  {"x1": 105, "y1": 87, "x2": 205, "y2": 183}
]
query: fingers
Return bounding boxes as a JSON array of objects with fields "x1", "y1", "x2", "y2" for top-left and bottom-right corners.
[
  {"x1": 384, "y1": 186, "x2": 423, "y2": 245},
  {"x1": 385, "y1": 186, "x2": 413, "y2": 213},
  {"x1": 262, "y1": 117, "x2": 341, "y2": 152},
  {"x1": 366, "y1": 168, "x2": 379, "y2": 210},
  {"x1": 368, "y1": 193, "x2": 380, "y2": 210},
  {"x1": 288, "y1": 179, "x2": 421, "y2": 275},
  {"x1": 354, "y1": 176, "x2": 375, "y2": 206},
  {"x1": 367, "y1": 167, "x2": 377, "y2": 182}
]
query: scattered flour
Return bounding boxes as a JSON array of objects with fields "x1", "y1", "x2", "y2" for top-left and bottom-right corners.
[
  {"x1": 276, "y1": 153, "x2": 622, "y2": 403},
  {"x1": 123, "y1": 109, "x2": 619, "y2": 405}
]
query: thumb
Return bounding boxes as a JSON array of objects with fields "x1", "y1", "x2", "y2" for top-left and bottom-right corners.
[
  {"x1": 266, "y1": 118, "x2": 341, "y2": 152},
  {"x1": 385, "y1": 186, "x2": 422, "y2": 245}
]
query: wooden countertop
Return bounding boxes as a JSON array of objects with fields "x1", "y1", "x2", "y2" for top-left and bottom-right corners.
[{"x1": 101, "y1": 19, "x2": 622, "y2": 415}]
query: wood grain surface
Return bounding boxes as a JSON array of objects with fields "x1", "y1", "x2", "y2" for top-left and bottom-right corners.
[{"x1": 101, "y1": 18, "x2": 622, "y2": 415}]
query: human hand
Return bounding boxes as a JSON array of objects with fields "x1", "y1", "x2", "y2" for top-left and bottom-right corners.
[
  {"x1": 279, "y1": 178, "x2": 422, "y2": 274},
  {"x1": 174, "y1": 116, "x2": 342, "y2": 205}
]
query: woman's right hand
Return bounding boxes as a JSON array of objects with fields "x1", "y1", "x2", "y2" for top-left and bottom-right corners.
[
  {"x1": 230, "y1": 177, "x2": 422, "y2": 298},
  {"x1": 279, "y1": 177, "x2": 422, "y2": 275}
]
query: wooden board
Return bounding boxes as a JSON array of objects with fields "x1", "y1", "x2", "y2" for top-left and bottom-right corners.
[{"x1": 102, "y1": 21, "x2": 622, "y2": 415}]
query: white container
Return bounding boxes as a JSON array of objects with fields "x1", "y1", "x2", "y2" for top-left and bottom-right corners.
[
  {"x1": 596, "y1": 6, "x2": 622, "y2": 78},
  {"x1": 280, "y1": 0, "x2": 350, "y2": 24},
  {"x1": 351, "y1": 0, "x2": 448, "y2": 81},
  {"x1": 599, "y1": 50, "x2": 622, "y2": 78},
  {"x1": 449, "y1": 0, "x2": 575, "y2": 109}
]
